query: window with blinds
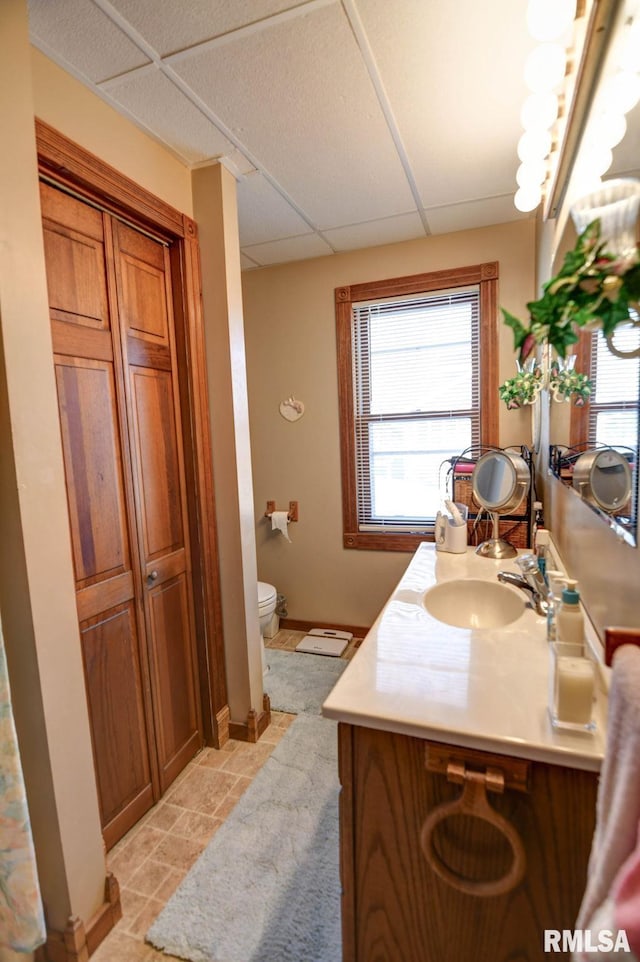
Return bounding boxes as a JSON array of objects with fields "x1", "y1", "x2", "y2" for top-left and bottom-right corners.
[
  {"x1": 585, "y1": 326, "x2": 640, "y2": 452},
  {"x1": 335, "y1": 263, "x2": 499, "y2": 551}
]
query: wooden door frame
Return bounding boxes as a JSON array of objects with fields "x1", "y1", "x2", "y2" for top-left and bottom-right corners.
[{"x1": 36, "y1": 119, "x2": 229, "y2": 748}]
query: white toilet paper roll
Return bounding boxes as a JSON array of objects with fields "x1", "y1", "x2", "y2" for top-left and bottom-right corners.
[{"x1": 271, "y1": 510, "x2": 291, "y2": 542}]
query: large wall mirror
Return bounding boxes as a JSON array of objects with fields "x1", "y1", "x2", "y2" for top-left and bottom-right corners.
[{"x1": 548, "y1": 0, "x2": 640, "y2": 546}]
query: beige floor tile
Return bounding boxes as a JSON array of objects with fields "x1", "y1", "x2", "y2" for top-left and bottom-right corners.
[
  {"x1": 151, "y1": 832, "x2": 207, "y2": 872},
  {"x1": 125, "y1": 897, "x2": 165, "y2": 939},
  {"x1": 270, "y1": 710, "x2": 296, "y2": 730},
  {"x1": 219, "y1": 741, "x2": 274, "y2": 777},
  {"x1": 165, "y1": 765, "x2": 238, "y2": 815},
  {"x1": 140, "y1": 802, "x2": 184, "y2": 833},
  {"x1": 92, "y1": 929, "x2": 157, "y2": 962},
  {"x1": 171, "y1": 809, "x2": 221, "y2": 844},
  {"x1": 260, "y1": 723, "x2": 290, "y2": 745},
  {"x1": 195, "y1": 742, "x2": 239, "y2": 768},
  {"x1": 108, "y1": 826, "x2": 164, "y2": 889},
  {"x1": 119, "y1": 888, "x2": 149, "y2": 922},
  {"x1": 153, "y1": 866, "x2": 186, "y2": 903},
  {"x1": 126, "y1": 858, "x2": 174, "y2": 898}
]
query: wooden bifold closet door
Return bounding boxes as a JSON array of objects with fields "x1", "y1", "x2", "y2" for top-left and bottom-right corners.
[{"x1": 41, "y1": 182, "x2": 202, "y2": 848}]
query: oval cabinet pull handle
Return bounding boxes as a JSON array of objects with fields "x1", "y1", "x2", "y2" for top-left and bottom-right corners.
[
  {"x1": 420, "y1": 762, "x2": 526, "y2": 898},
  {"x1": 147, "y1": 570, "x2": 159, "y2": 584}
]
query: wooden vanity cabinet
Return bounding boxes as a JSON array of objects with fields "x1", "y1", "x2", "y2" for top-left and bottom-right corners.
[{"x1": 338, "y1": 724, "x2": 598, "y2": 962}]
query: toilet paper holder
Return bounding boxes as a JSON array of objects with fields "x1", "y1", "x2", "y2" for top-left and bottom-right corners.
[{"x1": 265, "y1": 500, "x2": 298, "y2": 522}]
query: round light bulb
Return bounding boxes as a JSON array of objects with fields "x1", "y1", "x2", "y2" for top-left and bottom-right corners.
[
  {"x1": 616, "y1": 20, "x2": 640, "y2": 73},
  {"x1": 589, "y1": 110, "x2": 627, "y2": 149},
  {"x1": 516, "y1": 160, "x2": 547, "y2": 189},
  {"x1": 517, "y1": 128, "x2": 552, "y2": 163},
  {"x1": 520, "y1": 92, "x2": 559, "y2": 131},
  {"x1": 600, "y1": 71, "x2": 640, "y2": 115},
  {"x1": 578, "y1": 140, "x2": 614, "y2": 179},
  {"x1": 524, "y1": 44, "x2": 567, "y2": 93},
  {"x1": 526, "y1": 0, "x2": 576, "y2": 42},
  {"x1": 514, "y1": 185, "x2": 542, "y2": 212}
]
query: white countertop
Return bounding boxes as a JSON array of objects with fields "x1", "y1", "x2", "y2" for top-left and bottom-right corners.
[{"x1": 322, "y1": 543, "x2": 606, "y2": 772}]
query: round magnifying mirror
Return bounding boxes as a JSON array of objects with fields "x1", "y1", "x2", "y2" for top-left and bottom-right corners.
[
  {"x1": 573, "y1": 448, "x2": 632, "y2": 514},
  {"x1": 472, "y1": 450, "x2": 530, "y2": 558}
]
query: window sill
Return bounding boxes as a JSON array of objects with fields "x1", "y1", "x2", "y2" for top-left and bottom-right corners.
[{"x1": 344, "y1": 532, "x2": 434, "y2": 552}]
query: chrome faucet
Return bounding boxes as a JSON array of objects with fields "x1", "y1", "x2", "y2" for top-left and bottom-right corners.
[{"x1": 498, "y1": 555, "x2": 548, "y2": 616}]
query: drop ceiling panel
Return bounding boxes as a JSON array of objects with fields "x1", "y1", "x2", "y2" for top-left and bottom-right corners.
[
  {"x1": 104, "y1": 67, "x2": 247, "y2": 166},
  {"x1": 28, "y1": 0, "x2": 150, "y2": 83},
  {"x1": 357, "y1": 0, "x2": 534, "y2": 208},
  {"x1": 172, "y1": 3, "x2": 416, "y2": 228},
  {"x1": 425, "y1": 195, "x2": 527, "y2": 235},
  {"x1": 237, "y1": 172, "x2": 315, "y2": 246},
  {"x1": 106, "y1": 0, "x2": 305, "y2": 57},
  {"x1": 242, "y1": 233, "x2": 333, "y2": 266},
  {"x1": 323, "y1": 212, "x2": 425, "y2": 251}
]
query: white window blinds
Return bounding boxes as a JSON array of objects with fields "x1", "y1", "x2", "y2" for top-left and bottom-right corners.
[
  {"x1": 352, "y1": 286, "x2": 480, "y2": 531},
  {"x1": 588, "y1": 326, "x2": 640, "y2": 453}
]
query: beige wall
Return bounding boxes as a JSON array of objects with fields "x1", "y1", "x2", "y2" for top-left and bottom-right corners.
[
  {"x1": 192, "y1": 165, "x2": 264, "y2": 724},
  {"x1": 0, "y1": 0, "x2": 105, "y2": 931},
  {"x1": 243, "y1": 220, "x2": 537, "y2": 628},
  {"x1": 31, "y1": 47, "x2": 193, "y2": 218}
]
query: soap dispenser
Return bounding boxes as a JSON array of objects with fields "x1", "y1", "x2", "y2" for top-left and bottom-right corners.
[{"x1": 556, "y1": 579, "x2": 584, "y2": 645}]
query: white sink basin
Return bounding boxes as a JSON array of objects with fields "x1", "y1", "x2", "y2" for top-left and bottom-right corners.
[{"x1": 423, "y1": 578, "x2": 525, "y2": 629}]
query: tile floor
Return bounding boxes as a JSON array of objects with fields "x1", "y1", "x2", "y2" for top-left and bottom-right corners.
[{"x1": 93, "y1": 628, "x2": 358, "y2": 961}]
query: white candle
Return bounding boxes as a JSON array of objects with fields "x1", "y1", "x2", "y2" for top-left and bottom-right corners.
[{"x1": 555, "y1": 655, "x2": 594, "y2": 724}]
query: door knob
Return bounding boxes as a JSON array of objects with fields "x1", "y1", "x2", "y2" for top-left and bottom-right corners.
[{"x1": 147, "y1": 570, "x2": 159, "y2": 584}]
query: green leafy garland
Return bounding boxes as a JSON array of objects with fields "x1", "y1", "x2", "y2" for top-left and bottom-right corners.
[
  {"x1": 501, "y1": 218, "x2": 640, "y2": 364},
  {"x1": 497, "y1": 360, "x2": 593, "y2": 409}
]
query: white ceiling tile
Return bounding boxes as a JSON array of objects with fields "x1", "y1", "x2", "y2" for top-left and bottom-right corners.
[
  {"x1": 356, "y1": 0, "x2": 534, "y2": 207},
  {"x1": 172, "y1": 3, "x2": 415, "y2": 228},
  {"x1": 241, "y1": 252, "x2": 261, "y2": 270},
  {"x1": 322, "y1": 212, "x2": 425, "y2": 251},
  {"x1": 425, "y1": 196, "x2": 530, "y2": 235},
  {"x1": 28, "y1": 0, "x2": 149, "y2": 83},
  {"x1": 237, "y1": 172, "x2": 314, "y2": 246},
  {"x1": 242, "y1": 233, "x2": 333, "y2": 266},
  {"x1": 106, "y1": 0, "x2": 308, "y2": 57},
  {"x1": 104, "y1": 67, "x2": 240, "y2": 164}
]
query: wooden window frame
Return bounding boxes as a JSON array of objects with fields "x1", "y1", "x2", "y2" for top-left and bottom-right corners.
[{"x1": 335, "y1": 262, "x2": 499, "y2": 552}]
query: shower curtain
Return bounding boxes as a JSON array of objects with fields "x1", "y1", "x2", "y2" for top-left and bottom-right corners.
[{"x1": 0, "y1": 620, "x2": 46, "y2": 952}]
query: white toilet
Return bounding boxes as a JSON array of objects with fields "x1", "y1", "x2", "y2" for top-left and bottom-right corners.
[{"x1": 257, "y1": 581, "x2": 278, "y2": 672}]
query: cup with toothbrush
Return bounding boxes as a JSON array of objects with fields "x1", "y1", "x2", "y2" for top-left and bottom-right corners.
[{"x1": 434, "y1": 500, "x2": 469, "y2": 553}]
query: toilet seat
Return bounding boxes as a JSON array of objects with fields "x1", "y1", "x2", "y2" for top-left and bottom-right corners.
[{"x1": 258, "y1": 581, "x2": 277, "y2": 611}]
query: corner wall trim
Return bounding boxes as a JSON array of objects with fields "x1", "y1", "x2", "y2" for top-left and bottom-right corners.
[
  {"x1": 37, "y1": 873, "x2": 121, "y2": 962},
  {"x1": 228, "y1": 695, "x2": 271, "y2": 743}
]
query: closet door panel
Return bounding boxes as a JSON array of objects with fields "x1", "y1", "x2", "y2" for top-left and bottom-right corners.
[
  {"x1": 54, "y1": 357, "x2": 130, "y2": 587},
  {"x1": 128, "y1": 366, "x2": 184, "y2": 559},
  {"x1": 80, "y1": 603, "x2": 154, "y2": 846},
  {"x1": 40, "y1": 184, "x2": 109, "y2": 330},
  {"x1": 147, "y1": 574, "x2": 199, "y2": 786},
  {"x1": 113, "y1": 220, "x2": 202, "y2": 790}
]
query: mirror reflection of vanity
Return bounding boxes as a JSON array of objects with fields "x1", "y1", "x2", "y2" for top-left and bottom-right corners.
[
  {"x1": 547, "y1": 2, "x2": 640, "y2": 548},
  {"x1": 549, "y1": 443, "x2": 636, "y2": 538}
]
